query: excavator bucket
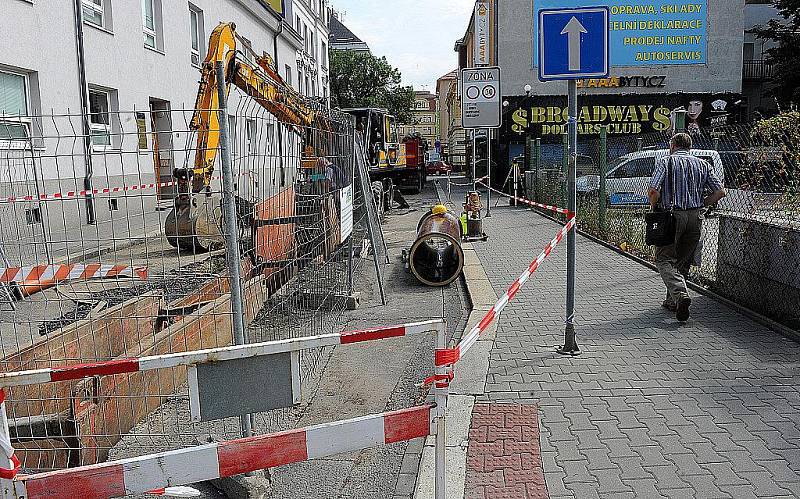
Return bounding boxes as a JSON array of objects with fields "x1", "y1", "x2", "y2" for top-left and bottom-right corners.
[{"x1": 164, "y1": 194, "x2": 224, "y2": 253}]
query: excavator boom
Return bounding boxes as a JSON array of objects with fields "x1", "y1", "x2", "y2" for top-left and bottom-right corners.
[{"x1": 165, "y1": 22, "x2": 318, "y2": 252}]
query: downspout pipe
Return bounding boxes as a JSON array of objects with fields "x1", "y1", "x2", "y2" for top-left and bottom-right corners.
[
  {"x1": 274, "y1": 18, "x2": 288, "y2": 186},
  {"x1": 72, "y1": 0, "x2": 96, "y2": 225}
]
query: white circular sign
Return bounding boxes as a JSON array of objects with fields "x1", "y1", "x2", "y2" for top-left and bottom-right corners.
[
  {"x1": 482, "y1": 85, "x2": 497, "y2": 99},
  {"x1": 466, "y1": 86, "x2": 480, "y2": 100}
]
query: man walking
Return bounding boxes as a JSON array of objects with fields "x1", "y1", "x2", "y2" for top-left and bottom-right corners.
[{"x1": 647, "y1": 133, "x2": 726, "y2": 322}]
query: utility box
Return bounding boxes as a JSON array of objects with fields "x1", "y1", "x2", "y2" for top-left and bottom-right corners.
[{"x1": 715, "y1": 213, "x2": 800, "y2": 328}]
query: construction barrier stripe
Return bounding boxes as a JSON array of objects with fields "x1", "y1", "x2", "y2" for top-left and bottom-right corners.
[
  {"x1": 0, "y1": 172, "x2": 255, "y2": 204},
  {"x1": 17, "y1": 405, "x2": 433, "y2": 499},
  {"x1": 436, "y1": 217, "x2": 577, "y2": 368},
  {"x1": 0, "y1": 389, "x2": 20, "y2": 480},
  {"x1": 0, "y1": 264, "x2": 148, "y2": 284},
  {"x1": 477, "y1": 181, "x2": 575, "y2": 216},
  {"x1": 0, "y1": 320, "x2": 445, "y2": 389}
]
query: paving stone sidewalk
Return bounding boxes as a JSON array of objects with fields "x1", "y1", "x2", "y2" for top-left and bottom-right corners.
[{"x1": 470, "y1": 205, "x2": 800, "y2": 498}]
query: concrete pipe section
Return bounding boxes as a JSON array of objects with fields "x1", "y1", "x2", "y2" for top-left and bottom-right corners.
[{"x1": 409, "y1": 205, "x2": 465, "y2": 287}]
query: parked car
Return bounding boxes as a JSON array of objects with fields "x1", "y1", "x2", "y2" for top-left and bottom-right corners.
[
  {"x1": 426, "y1": 160, "x2": 452, "y2": 176},
  {"x1": 576, "y1": 149, "x2": 725, "y2": 206}
]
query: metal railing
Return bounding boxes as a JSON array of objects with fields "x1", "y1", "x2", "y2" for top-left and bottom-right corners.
[{"x1": 525, "y1": 122, "x2": 800, "y2": 332}]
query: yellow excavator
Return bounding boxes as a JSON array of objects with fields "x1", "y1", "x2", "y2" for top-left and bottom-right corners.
[{"x1": 165, "y1": 22, "x2": 320, "y2": 252}]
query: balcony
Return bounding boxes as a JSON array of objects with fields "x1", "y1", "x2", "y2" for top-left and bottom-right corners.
[{"x1": 743, "y1": 60, "x2": 775, "y2": 80}]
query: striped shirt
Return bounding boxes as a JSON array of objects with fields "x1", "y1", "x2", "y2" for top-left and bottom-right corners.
[{"x1": 649, "y1": 151, "x2": 724, "y2": 210}]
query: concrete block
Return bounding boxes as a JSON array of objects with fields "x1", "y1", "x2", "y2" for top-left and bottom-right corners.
[
  {"x1": 210, "y1": 470, "x2": 271, "y2": 499},
  {"x1": 414, "y1": 437, "x2": 467, "y2": 499}
]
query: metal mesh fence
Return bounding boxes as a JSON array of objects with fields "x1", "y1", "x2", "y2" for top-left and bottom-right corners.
[
  {"x1": 0, "y1": 79, "x2": 386, "y2": 472},
  {"x1": 525, "y1": 122, "x2": 800, "y2": 331}
]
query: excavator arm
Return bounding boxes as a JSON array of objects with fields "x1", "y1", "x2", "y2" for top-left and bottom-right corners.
[
  {"x1": 187, "y1": 22, "x2": 316, "y2": 193},
  {"x1": 166, "y1": 22, "x2": 322, "y2": 252}
]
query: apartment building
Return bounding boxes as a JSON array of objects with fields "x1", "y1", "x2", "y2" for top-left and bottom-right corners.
[
  {"x1": 397, "y1": 90, "x2": 438, "y2": 148},
  {"x1": 0, "y1": 0, "x2": 329, "y2": 264},
  {"x1": 290, "y1": 0, "x2": 331, "y2": 101}
]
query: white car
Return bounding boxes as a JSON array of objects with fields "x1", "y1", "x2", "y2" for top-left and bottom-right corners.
[{"x1": 576, "y1": 149, "x2": 724, "y2": 206}]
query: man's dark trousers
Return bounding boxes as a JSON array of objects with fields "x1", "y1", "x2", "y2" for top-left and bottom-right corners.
[{"x1": 655, "y1": 209, "x2": 702, "y2": 304}]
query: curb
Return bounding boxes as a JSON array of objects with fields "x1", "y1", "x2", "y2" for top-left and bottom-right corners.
[{"x1": 411, "y1": 182, "x2": 498, "y2": 499}]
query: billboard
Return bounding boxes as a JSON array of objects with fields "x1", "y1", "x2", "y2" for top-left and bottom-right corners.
[
  {"x1": 533, "y1": 0, "x2": 707, "y2": 67},
  {"x1": 503, "y1": 93, "x2": 740, "y2": 139},
  {"x1": 262, "y1": 0, "x2": 286, "y2": 17},
  {"x1": 474, "y1": 0, "x2": 491, "y2": 65}
]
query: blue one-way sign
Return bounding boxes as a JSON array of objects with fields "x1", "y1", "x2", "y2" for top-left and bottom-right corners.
[{"x1": 539, "y1": 7, "x2": 609, "y2": 81}]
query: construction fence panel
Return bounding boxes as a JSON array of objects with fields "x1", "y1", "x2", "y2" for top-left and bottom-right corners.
[
  {"x1": 0, "y1": 79, "x2": 389, "y2": 475},
  {"x1": 526, "y1": 122, "x2": 799, "y2": 331}
]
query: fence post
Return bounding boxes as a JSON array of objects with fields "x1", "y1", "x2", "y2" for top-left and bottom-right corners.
[
  {"x1": 214, "y1": 61, "x2": 253, "y2": 439},
  {"x1": 534, "y1": 138, "x2": 541, "y2": 202},
  {"x1": 599, "y1": 126, "x2": 608, "y2": 236},
  {"x1": 561, "y1": 132, "x2": 569, "y2": 212},
  {"x1": 434, "y1": 322, "x2": 448, "y2": 499}
]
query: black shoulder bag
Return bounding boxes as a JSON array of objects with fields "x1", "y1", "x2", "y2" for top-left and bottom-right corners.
[{"x1": 645, "y1": 157, "x2": 676, "y2": 247}]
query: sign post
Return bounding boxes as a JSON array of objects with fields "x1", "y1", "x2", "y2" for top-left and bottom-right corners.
[
  {"x1": 539, "y1": 7, "x2": 609, "y2": 357},
  {"x1": 461, "y1": 66, "x2": 501, "y2": 205}
]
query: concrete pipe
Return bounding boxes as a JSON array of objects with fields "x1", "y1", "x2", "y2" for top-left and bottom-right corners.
[{"x1": 409, "y1": 205, "x2": 465, "y2": 287}]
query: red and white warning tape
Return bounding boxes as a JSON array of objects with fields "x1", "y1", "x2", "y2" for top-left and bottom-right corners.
[
  {"x1": 11, "y1": 405, "x2": 432, "y2": 499},
  {"x1": 0, "y1": 390, "x2": 21, "y2": 481},
  {"x1": 0, "y1": 172, "x2": 254, "y2": 204},
  {"x1": 0, "y1": 181, "x2": 177, "y2": 204},
  {"x1": 0, "y1": 264, "x2": 148, "y2": 285},
  {"x1": 0, "y1": 320, "x2": 444, "y2": 389},
  {"x1": 435, "y1": 216, "x2": 576, "y2": 368},
  {"x1": 477, "y1": 180, "x2": 574, "y2": 216}
]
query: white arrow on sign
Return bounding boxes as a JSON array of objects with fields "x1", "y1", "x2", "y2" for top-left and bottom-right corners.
[{"x1": 560, "y1": 16, "x2": 587, "y2": 71}]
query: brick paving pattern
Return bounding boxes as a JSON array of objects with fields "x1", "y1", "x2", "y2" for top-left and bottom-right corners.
[
  {"x1": 468, "y1": 203, "x2": 800, "y2": 499},
  {"x1": 464, "y1": 403, "x2": 548, "y2": 499}
]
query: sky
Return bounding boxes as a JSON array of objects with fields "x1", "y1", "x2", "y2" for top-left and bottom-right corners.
[{"x1": 329, "y1": 0, "x2": 476, "y2": 91}]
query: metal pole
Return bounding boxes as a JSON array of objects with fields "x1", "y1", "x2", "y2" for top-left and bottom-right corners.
[
  {"x1": 73, "y1": 0, "x2": 95, "y2": 225},
  {"x1": 472, "y1": 129, "x2": 477, "y2": 192},
  {"x1": 214, "y1": 61, "x2": 253, "y2": 438},
  {"x1": 434, "y1": 322, "x2": 448, "y2": 499},
  {"x1": 347, "y1": 135, "x2": 355, "y2": 296},
  {"x1": 534, "y1": 137, "x2": 541, "y2": 202},
  {"x1": 486, "y1": 129, "x2": 491, "y2": 217},
  {"x1": 558, "y1": 80, "x2": 580, "y2": 356},
  {"x1": 598, "y1": 125, "x2": 608, "y2": 237}
]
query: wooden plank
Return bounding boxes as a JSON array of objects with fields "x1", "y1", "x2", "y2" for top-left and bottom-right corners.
[{"x1": 69, "y1": 275, "x2": 268, "y2": 466}]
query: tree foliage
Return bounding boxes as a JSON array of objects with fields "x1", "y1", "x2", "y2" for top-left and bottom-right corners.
[
  {"x1": 329, "y1": 50, "x2": 415, "y2": 122},
  {"x1": 746, "y1": 112, "x2": 800, "y2": 202},
  {"x1": 754, "y1": 0, "x2": 800, "y2": 106}
]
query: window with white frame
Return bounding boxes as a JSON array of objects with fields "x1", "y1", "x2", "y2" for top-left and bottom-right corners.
[
  {"x1": 88, "y1": 88, "x2": 111, "y2": 150},
  {"x1": 245, "y1": 118, "x2": 257, "y2": 155},
  {"x1": 321, "y1": 41, "x2": 327, "y2": 67},
  {"x1": 189, "y1": 4, "x2": 204, "y2": 66},
  {"x1": 82, "y1": 0, "x2": 104, "y2": 27},
  {"x1": 142, "y1": 0, "x2": 157, "y2": 49},
  {"x1": 285, "y1": 65, "x2": 293, "y2": 87},
  {"x1": 0, "y1": 70, "x2": 30, "y2": 145}
]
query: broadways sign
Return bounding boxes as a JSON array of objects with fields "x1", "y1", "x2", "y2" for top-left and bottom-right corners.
[{"x1": 504, "y1": 93, "x2": 740, "y2": 138}]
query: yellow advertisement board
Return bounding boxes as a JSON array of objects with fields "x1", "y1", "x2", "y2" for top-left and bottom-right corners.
[{"x1": 262, "y1": 0, "x2": 285, "y2": 17}]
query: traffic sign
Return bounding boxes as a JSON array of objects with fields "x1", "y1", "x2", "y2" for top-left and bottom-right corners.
[
  {"x1": 538, "y1": 7, "x2": 609, "y2": 81},
  {"x1": 461, "y1": 66, "x2": 501, "y2": 129}
]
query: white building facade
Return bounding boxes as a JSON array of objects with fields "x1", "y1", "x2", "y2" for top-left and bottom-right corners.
[
  {"x1": 0, "y1": 0, "x2": 327, "y2": 264},
  {"x1": 289, "y1": 0, "x2": 331, "y2": 103}
]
